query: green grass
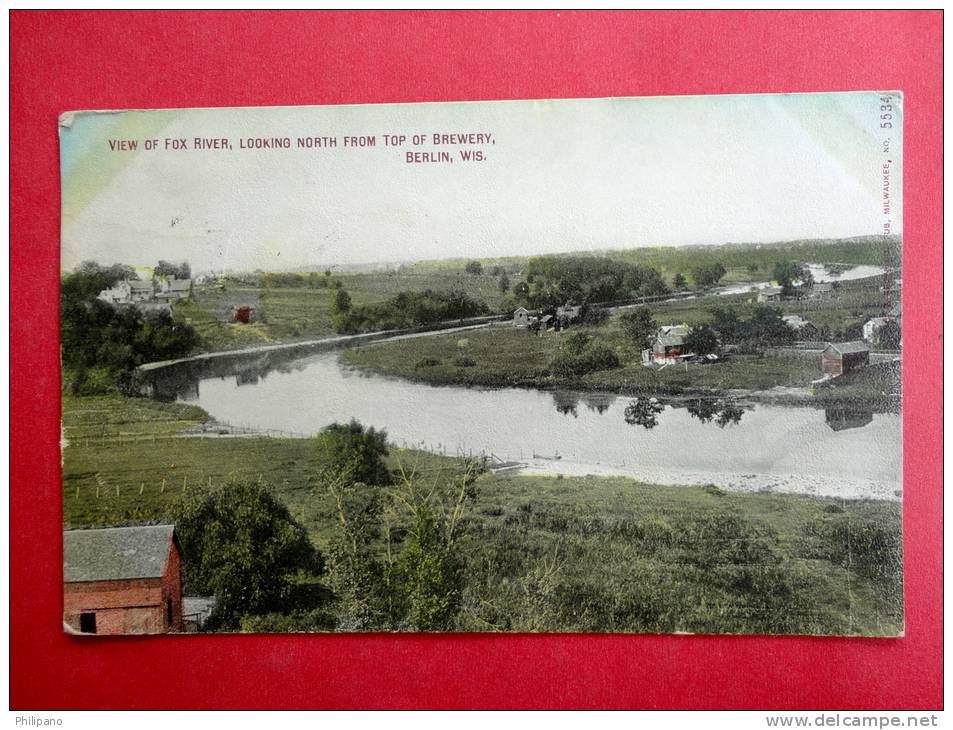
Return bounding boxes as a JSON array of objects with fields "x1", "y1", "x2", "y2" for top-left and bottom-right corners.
[
  {"x1": 342, "y1": 314, "x2": 822, "y2": 394},
  {"x1": 181, "y1": 237, "x2": 896, "y2": 354},
  {"x1": 61, "y1": 392, "x2": 902, "y2": 636}
]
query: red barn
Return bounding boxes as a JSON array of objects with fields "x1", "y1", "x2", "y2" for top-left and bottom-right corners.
[
  {"x1": 63, "y1": 524, "x2": 184, "y2": 635},
  {"x1": 821, "y1": 341, "x2": 870, "y2": 377}
]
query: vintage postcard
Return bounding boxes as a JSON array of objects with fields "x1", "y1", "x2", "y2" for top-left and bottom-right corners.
[{"x1": 60, "y1": 93, "x2": 902, "y2": 636}]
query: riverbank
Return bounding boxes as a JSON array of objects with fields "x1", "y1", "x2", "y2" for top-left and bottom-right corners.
[
  {"x1": 61, "y1": 392, "x2": 902, "y2": 635},
  {"x1": 340, "y1": 324, "x2": 896, "y2": 405}
]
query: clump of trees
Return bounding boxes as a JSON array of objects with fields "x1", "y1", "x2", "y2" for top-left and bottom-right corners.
[
  {"x1": 154, "y1": 260, "x2": 191, "y2": 279},
  {"x1": 464, "y1": 260, "x2": 483, "y2": 275},
  {"x1": 548, "y1": 332, "x2": 620, "y2": 377},
  {"x1": 512, "y1": 255, "x2": 668, "y2": 309},
  {"x1": 708, "y1": 305, "x2": 795, "y2": 347},
  {"x1": 174, "y1": 479, "x2": 324, "y2": 630},
  {"x1": 773, "y1": 261, "x2": 813, "y2": 298},
  {"x1": 619, "y1": 307, "x2": 657, "y2": 349},
  {"x1": 332, "y1": 289, "x2": 488, "y2": 334},
  {"x1": 61, "y1": 262, "x2": 200, "y2": 394},
  {"x1": 691, "y1": 262, "x2": 727, "y2": 288}
]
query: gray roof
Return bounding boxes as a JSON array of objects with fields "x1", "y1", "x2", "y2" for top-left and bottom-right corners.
[
  {"x1": 813, "y1": 282, "x2": 834, "y2": 291},
  {"x1": 64, "y1": 525, "x2": 176, "y2": 583},
  {"x1": 826, "y1": 341, "x2": 870, "y2": 355},
  {"x1": 168, "y1": 279, "x2": 192, "y2": 291},
  {"x1": 760, "y1": 286, "x2": 783, "y2": 296},
  {"x1": 129, "y1": 280, "x2": 154, "y2": 291}
]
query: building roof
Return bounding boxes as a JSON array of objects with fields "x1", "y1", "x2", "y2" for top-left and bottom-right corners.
[
  {"x1": 783, "y1": 315, "x2": 812, "y2": 329},
  {"x1": 64, "y1": 524, "x2": 176, "y2": 583},
  {"x1": 813, "y1": 282, "x2": 834, "y2": 292},
  {"x1": 167, "y1": 279, "x2": 192, "y2": 291},
  {"x1": 129, "y1": 280, "x2": 154, "y2": 291},
  {"x1": 825, "y1": 341, "x2": 870, "y2": 356},
  {"x1": 760, "y1": 286, "x2": 783, "y2": 296}
]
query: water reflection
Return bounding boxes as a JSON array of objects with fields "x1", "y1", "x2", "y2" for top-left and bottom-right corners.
[
  {"x1": 623, "y1": 397, "x2": 665, "y2": 429},
  {"x1": 825, "y1": 404, "x2": 875, "y2": 432},
  {"x1": 552, "y1": 391, "x2": 581, "y2": 417},
  {"x1": 686, "y1": 398, "x2": 747, "y2": 428}
]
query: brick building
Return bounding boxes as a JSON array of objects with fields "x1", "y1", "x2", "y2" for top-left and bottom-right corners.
[{"x1": 64, "y1": 524, "x2": 184, "y2": 635}]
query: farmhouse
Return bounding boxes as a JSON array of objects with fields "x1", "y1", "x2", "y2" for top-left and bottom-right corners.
[
  {"x1": 642, "y1": 324, "x2": 693, "y2": 364},
  {"x1": 512, "y1": 306, "x2": 539, "y2": 327},
  {"x1": 820, "y1": 341, "x2": 870, "y2": 377},
  {"x1": 556, "y1": 304, "x2": 582, "y2": 324},
  {"x1": 862, "y1": 316, "x2": 896, "y2": 345},
  {"x1": 97, "y1": 279, "x2": 155, "y2": 305},
  {"x1": 156, "y1": 278, "x2": 193, "y2": 302},
  {"x1": 782, "y1": 315, "x2": 818, "y2": 339},
  {"x1": 757, "y1": 286, "x2": 783, "y2": 303},
  {"x1": 63, "y1": 524, "x2": 184, "y2": 635},
  {"x1": 810, "y1": 282, "x2": 835, "y2": 300}
]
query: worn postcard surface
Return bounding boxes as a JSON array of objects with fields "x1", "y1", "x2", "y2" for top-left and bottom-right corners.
[{"x1": 60, "y1": 93, "x2": 903, "y2": 636}]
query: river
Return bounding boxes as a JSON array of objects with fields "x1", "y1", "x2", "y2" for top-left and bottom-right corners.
[{"x1": 173, "y1": 350, "x2": 902, "y2": 501}]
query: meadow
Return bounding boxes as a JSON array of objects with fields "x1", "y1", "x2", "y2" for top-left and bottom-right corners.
[
  {"x1": 178, "y1": 237, "x2": 893, "y2": 352},
  {"x1": 61, "y1": 393, "x2": 902, "y2": 636}
]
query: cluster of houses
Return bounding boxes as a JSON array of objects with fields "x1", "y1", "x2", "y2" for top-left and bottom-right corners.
[
  {"x1": 97, "y1": 276, "x2": 193, "y2": 314},
  {"x1": 513, "y1": 304, "x2": 582, "y2": 331},
  {"x1": 757, "y1": 281, "x2": 835, "y2": 303},
  {"x1": 63, "y1": 524, "x2": 214, "y2": 635}
]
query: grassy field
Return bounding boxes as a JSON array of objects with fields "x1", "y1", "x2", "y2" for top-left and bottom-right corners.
[
  {"x1": 179, "y1": 237, "x2": 895, "y2": 353},
  {"x1": 342, "y1": 314, "x2": 823, "y2": 395},
  {"x1": 61, "y1": 393, "x2": 902, "y2": 636}
]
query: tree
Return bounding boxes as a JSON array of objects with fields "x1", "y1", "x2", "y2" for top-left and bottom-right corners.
[
  {"x1": 498, "y1": 272, "x2": 510, "y2": 293},
  {"x1": 513, "y1": 281, "x2": 530, "y2": 300},
  {"x1": 619, "y1": 307, "x2": 657, "y2": 348},
  {"x1": 464, "y1": 260, "x2": 483, "y2": 275},
  {"x1": 878, "y1": 319, "x2": 902, "y2": 350},
  {"x1": 316, "y1": 420, "x2": 392, "y2": 486},
  {"x1": 772, "y1": 261, "x2": 803, "y2": 298},
  {"x1": 684, "y1": 324, "x2": 719, "y2": 356},
  {"x1": 173, "y1": 480, "x2": 323, "y2": 629},
  {"x1": 332, "y1": 288, "x2": 352, "y2": 315},
  {"x1": 673, "y1": 272, "x2": 687, "y2": 290},
  {"x1": 744, "y1": 305, "x2": 795, "y2": 345},
  {"x1": 709, "y1": 306, "x2": 742, "y2": 342},
  {"x1": 691, "y1": 262, "x2": 727, "y2": 288}
]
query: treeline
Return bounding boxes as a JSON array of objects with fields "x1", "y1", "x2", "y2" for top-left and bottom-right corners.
[
  {"x1": 512, "y1": 255, "x2": 669, "y2": 309},
  {"x1": 610, "y1": 236, "x2": 899, "y2": 274},
  {"x1": 332, "y1": 289, "x2": 489, "y2": 334},
  {"x1": 61, "y1": 262, "x2": 200, "y2": 394}
]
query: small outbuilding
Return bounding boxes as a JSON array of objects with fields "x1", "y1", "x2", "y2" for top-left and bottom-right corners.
[
  {"x1": 758, "y1": 286, "x2": 783, "y2": 303},
  {"x1": 821, "y1": 341, "x2": 870, "y2": 377},
  {"x1": 512, "y1": 306, "x2": 539, "y2": 327},
  {"x1": 810, "y1": 282, "x2": 835, "y2": 300},
  {"x1": 64, "y1": 524, "x2": 184, "y2": 635}
]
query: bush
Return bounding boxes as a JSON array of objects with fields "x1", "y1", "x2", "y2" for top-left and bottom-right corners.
[
  {"x1": 315, "y1": 420, "x2": 391, "y2": 486},
  {"x1": 549, "y1": 337, "x2": 620, "y2": 377},
  {"x1": 453, "y1": 355, "x2": 477, "y2": 367},
  {"x1": 173, "y1": 479, "x2": 323, "y2": 630},
  {"x1": 415, "y1": 357, "x2": 442, "y2": 370}
]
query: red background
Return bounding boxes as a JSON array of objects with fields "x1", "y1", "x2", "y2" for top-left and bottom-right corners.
[{"x1": 10, "y1": 10, "x2": 943, "y2": 710}]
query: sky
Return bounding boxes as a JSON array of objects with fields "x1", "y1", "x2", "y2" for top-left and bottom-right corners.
[{"x1": 59, "y1": 92, "x2": 902, "y2": 273}]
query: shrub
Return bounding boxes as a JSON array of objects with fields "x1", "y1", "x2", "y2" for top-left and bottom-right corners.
[
  {"x1": 415, "y1": 357, "x2": 442, "y2": 370},
  {"x1": 453, "y1": 355, "x2": 477, "y2": 368}
]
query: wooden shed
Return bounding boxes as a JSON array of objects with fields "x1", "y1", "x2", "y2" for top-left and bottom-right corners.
[
  {"x1": 64, "y1": 524, "x2": 184, "y2": 635},
  {"x1": 821, "y1": 341, "x2": 870, "y2": 377}
]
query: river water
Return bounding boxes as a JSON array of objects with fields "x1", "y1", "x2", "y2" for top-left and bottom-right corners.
[
  {"x1": 176, "y1": 351, "x2": 902, "y2": 501},
  {"x1": 718, "y1": 263, "x2": 890, "y2": 296}
]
